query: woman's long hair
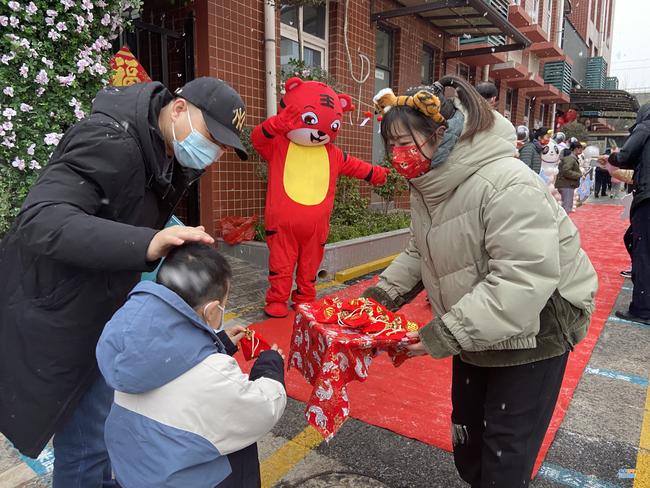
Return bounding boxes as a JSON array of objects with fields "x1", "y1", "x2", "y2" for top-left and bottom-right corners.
[{"x1": 380, "y1": 75, "x2": 495, "y2": 158}]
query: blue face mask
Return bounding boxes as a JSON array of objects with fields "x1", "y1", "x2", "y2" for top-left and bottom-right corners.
[{"x1": 172, "y1": 111, "x2": 223, "y2": 170}]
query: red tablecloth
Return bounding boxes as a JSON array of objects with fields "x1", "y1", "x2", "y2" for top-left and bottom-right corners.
[{"x1": 289, "y1": 297, "x2": 422, "y2": 439}]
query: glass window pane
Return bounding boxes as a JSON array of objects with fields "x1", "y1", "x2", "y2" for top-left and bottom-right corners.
[
  {"x1": 376, "y1": 29, "x2": 392, "y2": 69},
  {"x1": 280, "y1": 5, "x2": 298, "y2": 28},
  {"x1": 304, "y1": 46, "x2": 322, "y2": 67},
  {"x1": 280, "y1": 37, "x2": 299, "y2": 67},
  {"x1": 303, "y1": 4, "x2": 326, "y2": 39},
  {"x1": 421, "y1": 50, "x2": 432, "y2": 84}
]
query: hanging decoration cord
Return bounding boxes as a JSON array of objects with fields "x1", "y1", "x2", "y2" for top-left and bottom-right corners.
[{"x1": 343, "y1": 0, "x2": 371, "y2": 122}]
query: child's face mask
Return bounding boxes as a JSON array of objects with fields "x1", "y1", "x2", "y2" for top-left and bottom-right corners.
[{"x1": 203, "y1": 302, "x2": 226, "y2": 330}]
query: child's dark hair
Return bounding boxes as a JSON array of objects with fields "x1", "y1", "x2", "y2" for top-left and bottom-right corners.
[
  {"x1": 156, "y1": 242, "x2": 232, "y2": 309},
  {"x1": 380, "y1": 75, "x2": 494, "y2": 158},
  {"x1": 476, "y1": 81, "x2": 498, "y2": 100}
]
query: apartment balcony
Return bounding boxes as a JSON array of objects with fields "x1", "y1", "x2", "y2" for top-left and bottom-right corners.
[
  {"x1": 543, "y1": 60, "x2": 572, "y2": 95},
  {"x1": 454, "y1": 43, "x2": 508, "y2": 66},
  {"x1": 524, "y1": 83, "x2": 562, "y2": 99},
  {"x1": 490, "y1": 60, "x2": 529, "y2": 80},
  {"x1": 528, "y1": 41, "x2": 564, "y2": 59},
  {"x1": 520, "y1": 23, "x2": 548, "y2": 43},
  {"x1": 508, "y1": 3, "x2": 533, "y2": 28},
  {"x1": 505, "y1": 72, "x2": 545, "y2": 89}
]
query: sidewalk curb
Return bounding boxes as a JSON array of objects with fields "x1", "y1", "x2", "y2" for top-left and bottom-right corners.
[{"x1": 334, "y1": 254, "x2": 398, "y2": 283}]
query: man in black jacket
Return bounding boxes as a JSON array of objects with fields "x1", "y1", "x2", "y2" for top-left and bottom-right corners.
[
  {"x1": 607, "y1": 103, "x2": 650, "y2": 325},
  {"x1": 0, "y1": 77, "x2": 248, "y2": 487}
]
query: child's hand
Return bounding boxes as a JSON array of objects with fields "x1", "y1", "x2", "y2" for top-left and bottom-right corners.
[
  {"x1": 225, "y1": 326, "x2": 247, "y2": 346},
  {"x1": 271, "y1": 344, "x2": 286, "y2": 361}
]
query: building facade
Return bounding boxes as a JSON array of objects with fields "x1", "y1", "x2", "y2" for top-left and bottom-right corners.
[{"x1": 124, "y1": 0, "x2": 615, "y2": 236}]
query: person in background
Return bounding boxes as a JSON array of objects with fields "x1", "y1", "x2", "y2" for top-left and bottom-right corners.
[
  {"x1": 515, "y1": 125, "x2": 529, "y2": 157},
  {"x1": 594, "y1": 149, "x2": 611, "y2": 198},
  {"x1": 476, "y1": 81, "x2": 498, "y2": 109},
  {"x1": 0, "y1": 77, "x2": 249, "y2": 487},
  {"x1": 556, "y1": 141, "x2": 584, "y2": 214},
  {"x1": 605, "y1": 103, "x2": 650, "y2": 325},
  {"x1": 518, "y1": 127, "x2": 547, "y2": 174}
]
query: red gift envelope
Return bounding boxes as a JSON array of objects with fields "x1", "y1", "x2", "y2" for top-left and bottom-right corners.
[{"x1": 240, "y1": 329, "x2": 271, "y2": 360}]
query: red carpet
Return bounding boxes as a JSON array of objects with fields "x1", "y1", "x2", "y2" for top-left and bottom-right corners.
[{"x1": 237, "y1": 204, "x2": 629, "y2": 474}]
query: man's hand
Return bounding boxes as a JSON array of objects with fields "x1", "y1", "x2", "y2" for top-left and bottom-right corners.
[
  {"x1": 225, "y1": 326, "x2": 247, "y2": 346},
  {"x1": 146, "y1": 225, "x2": 214, "y2": 262}
]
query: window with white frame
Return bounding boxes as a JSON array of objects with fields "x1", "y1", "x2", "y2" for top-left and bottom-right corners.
[
  {"x1": 280, "y1": 4, "x2": 328, "y2": 69},
  {"x1": 526, "y1": 0, "x2": 539, "y2": 24}
]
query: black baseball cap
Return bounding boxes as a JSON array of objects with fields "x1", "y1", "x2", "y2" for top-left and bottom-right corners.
[{"x1": 174, "y1": 77, "x2": 248, "y2": 160}]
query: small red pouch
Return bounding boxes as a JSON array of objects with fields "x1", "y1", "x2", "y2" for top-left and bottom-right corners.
[{"x1": 240, "y1": 329, "x2": 271, "y2": 360}]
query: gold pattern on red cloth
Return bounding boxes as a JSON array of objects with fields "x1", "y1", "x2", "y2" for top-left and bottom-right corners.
[
  {"x1": 290, "y1": 297, "x2": 423, "y2": 440},
  {"x1": 109, "y1": 46, "x2": 152, "y2": 87}
]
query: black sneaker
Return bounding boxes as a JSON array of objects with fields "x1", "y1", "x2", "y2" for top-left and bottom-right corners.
[
  {"x1": 615, "y1": 310, "x2": 650, "y2": 325},
  {"x1": 620, "y1": 270, "x2": 632, "y2": 278}
]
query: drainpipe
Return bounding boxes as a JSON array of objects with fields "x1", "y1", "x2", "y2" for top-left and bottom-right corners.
[
  {"x1": 264, "y1": 1, "x2": 277, "y2": 117},
  {"x1": 482, "y1": 65, "x2": 490, "y2": 82}
]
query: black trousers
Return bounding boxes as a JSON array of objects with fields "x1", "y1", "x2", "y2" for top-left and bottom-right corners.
[
  {"x1": 594, "y1": 170, "x2": 609, "y2": 196},
  {"x1": 630, "y1": 201, "x2": 650, "y2": 319},
  {"x1": 451, "y1": 352, "x2": 569, "y2": 488}
]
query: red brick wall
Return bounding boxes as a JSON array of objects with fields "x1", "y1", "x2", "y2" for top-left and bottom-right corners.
[
  {"x1": 189, "y1": 0, "x2": 460, "y2": 234},
  {"x1": 568, "y1": 0, "x2": 591, "y2": 41}
]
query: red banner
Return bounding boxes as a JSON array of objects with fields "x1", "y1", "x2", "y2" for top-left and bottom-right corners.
[{"x1": 109, "y1": 46, "x2": 152, "y2": 86}]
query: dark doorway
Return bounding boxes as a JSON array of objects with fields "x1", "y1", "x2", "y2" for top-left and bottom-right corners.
[{"x1": 115, "y1": 1, "x2": 200, "y2": 226}]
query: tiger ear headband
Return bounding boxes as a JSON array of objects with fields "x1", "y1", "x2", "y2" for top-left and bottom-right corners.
[{"x1": 372, "y1": 87, "x2": 447, "y2": 126}]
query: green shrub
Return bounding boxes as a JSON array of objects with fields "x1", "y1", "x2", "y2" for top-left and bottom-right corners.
[{"x1": 0, "y1": 0, "x2": 141, "y2": 236}]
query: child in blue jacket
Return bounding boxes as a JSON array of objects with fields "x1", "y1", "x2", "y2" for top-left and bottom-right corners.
[{"x1": 96, "y1": 243, "x2": 286, "y2": 488}]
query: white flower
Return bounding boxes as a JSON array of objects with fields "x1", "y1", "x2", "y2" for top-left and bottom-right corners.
[
  {"x1": 9, "y1": 16, "x2": 19, "y2": 27},
  {"x1": 1, "y1": 52, "x2": 16, "y2": 65},
  {"x1": 2, "y1": 108, "x2": 17, "y2": 119},
  {"x1": 19, "y1": 64, "x2": 28, "y2": 77},
  {"x1": 101, "y1": 14, "x2": 111, "y2": 26},
  {"x1": 0, "y1": 16, "x2": 8, "y2": 27},
  {"x1": 11, "y1": 158, "x2": 25, "y2": 170},
  {"x1": 86, "y1": 12, "x2": 93, "y2": 23},
  {"x1": 69, "y1": 97, "x2": 79, "y2": 108},
  {"x1": 81, "y1": 0, "x2": 93, "y2": 11},
  {"x1": 19, "y1": 38, "x2": 29, "y2": 48},
  {"x1": 56, "y1": 21, "x2": 67, "y2": 31},
  {"x1": 48, "y1": 30, "x2": 61, "y2": 41},
  {"x1": 57, "y1": 74, "x2": 75, "y2": 86},
  {"x1": 36, "y1": 87, "x2": 45, "y2": 97},
  {"x1": 35, "y1": 69, "x2": 49, "y2": 85},
  {"x1": 96, "y1": 0, "x2": 106, "y2": 6},
  {"x1": 8, "y1": 2, "x2": 21, "y2": 12},
  {"x1": 41, "y1": 57, "x2": 53, "y2": 69},
  {"x1": 20, "y1": 103, "x2": 32, "y2": 112},
  {"x1": 74, "y1": 14, "x2": 85, "y2": 29},
  {"x1": 2, "y1": 121, "x2": 13, "y2": 131},
  {"x1": 27, "y1": 143, "x2": 35, "y2": 155},
  {"x1": 45, "y1": 16, "x2": 54, "y2": 25},
  {"x1": 3, "y1": 87, "x2": 14, "y2": 97},
  {"x1": 61, "y1": 0, "x2": 75, "y2": 11},
  {"x1": 74, "y1": 109, "x2": 85, "y2": 120},
  {"x1": 44, "y1": 132, "x2": 62, "y2": 145},
  {"x1": 29, "y1": 160, "x2": 41, "y2": 170},
  {"x1": 46, "y1": 9, "x2": 57, "y2": 17},
  {"x1": 2, "y1": 138, "x2": 15, "y2": 149},
  {"x1": 25, "y1": 2, "x2": 37, "y2": 15}
]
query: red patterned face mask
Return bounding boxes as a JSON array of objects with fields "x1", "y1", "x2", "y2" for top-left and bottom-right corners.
[{"x1": 391, "y1": 144, "x2": 431, "y2": 179}]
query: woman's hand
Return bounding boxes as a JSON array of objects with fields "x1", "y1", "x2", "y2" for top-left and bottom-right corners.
[
  {"x1": 225, "y1": 326, "x2": 247, "y2": 346},
  {"x1": 405, "y1": 331, "x2": 427, "y2": 357}
]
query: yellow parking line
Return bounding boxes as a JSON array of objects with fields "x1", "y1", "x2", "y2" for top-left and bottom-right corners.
[
  {"x1": 260, "y1": 425, "x2": 325, "y2": 488},
  {"x1": 334, "y1": 254, "x2": 398, "y2": 283},
  {"x1": 634, "y1": 376, "x2": 650, "y2": 488}
]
